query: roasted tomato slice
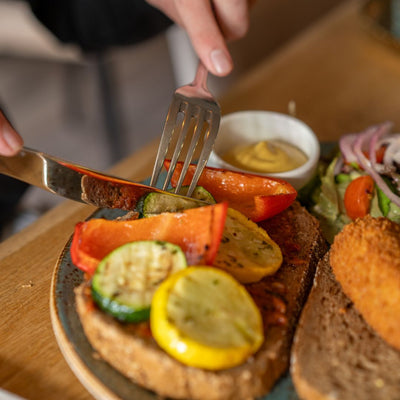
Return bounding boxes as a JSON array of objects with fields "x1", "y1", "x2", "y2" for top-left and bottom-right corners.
[{"x1": 164, "y1": 161, "x2": 297, "y2": 222}]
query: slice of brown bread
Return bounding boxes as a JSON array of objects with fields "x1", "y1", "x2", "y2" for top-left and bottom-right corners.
[
  {"x1": 291, "y1": 252, "x2": 400, "y2": 400},
  {"x1": 75, "y1": 201, "x2": 327, "y2": 400}
]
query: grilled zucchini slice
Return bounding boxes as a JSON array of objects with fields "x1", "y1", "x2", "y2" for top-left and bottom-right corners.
[
  {"x1": 138, "y1": 186, "x2": 215, "y2": 217},
  {"x1": 91, "y1": 240, "x2": 187, "y2": 322},
  {"x1": 172, "y1": 186, "x2": 216, "y2": 203}
]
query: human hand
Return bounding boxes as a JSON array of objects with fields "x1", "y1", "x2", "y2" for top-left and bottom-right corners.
[
  {"x1": 146, "y1": 0, "x2": 251, "y2": 76},
  {"x1": 0, "y1": 111, "x2": 23, "y2": 156}
]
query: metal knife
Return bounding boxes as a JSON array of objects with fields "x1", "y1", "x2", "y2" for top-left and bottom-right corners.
[{"x1": 0, "y1": 147, "x2": 205, "y2": 210}]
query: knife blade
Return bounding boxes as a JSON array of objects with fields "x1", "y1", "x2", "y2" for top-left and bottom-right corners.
[{"x1": 0, "y1": 147, "x2": 206, "y2": 210}]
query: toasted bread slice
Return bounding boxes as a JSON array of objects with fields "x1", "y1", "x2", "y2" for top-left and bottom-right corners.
[
  {"x1": 75, "y1": 202, "x2": 327, "y2": 400},
  {"x1": 291, "y1": 253, "x2": 400, "y2": 400}
]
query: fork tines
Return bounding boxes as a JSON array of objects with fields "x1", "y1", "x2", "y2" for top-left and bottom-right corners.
[{"x1": 150, "y1": 92, "x2": 220, "y2": 197}]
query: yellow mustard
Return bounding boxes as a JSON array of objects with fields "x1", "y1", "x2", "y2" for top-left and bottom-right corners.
[{"x1": 221, "y1": 140, "x2": 307, "y2": 173}]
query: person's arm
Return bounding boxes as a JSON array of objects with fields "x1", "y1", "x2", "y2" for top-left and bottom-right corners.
[
  {"x1": 146, "y1": 0, "x2": 251, "y2": 76},
  {"x1": 0, "y1": 111, "x2": 23, "y2": 156}
]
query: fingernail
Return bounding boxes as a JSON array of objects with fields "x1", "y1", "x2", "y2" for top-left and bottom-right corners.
[
  {"x1": 3, "y1": 126, "x2": 22, "y2": 152},
  {"x1": 210, "y1": 49, "x2": 232, "y2": 75}
]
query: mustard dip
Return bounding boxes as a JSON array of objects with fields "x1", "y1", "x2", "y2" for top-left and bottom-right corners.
[{"x1": 222, "y1": 139, "x2": 308, "y2": 173}]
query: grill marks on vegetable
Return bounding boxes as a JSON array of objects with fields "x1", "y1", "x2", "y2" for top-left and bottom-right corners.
[
  {"x1": 91, "y1": 241, "x2": 187, "y2": 323},
  {"x1": 162, "y1": 268, "x2": 263, "y2": 349},
  {"x1": 213, "y1": 208, "x2": 282, "y2": 283}
]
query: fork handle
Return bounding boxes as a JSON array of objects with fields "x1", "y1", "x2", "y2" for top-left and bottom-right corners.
[{"x1": 192, "y1": 62, "x2": 209, "y2": 92}]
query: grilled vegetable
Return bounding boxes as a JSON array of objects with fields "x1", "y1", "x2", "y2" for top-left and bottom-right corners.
[
  {"x1": 150, "y1": 266, "x2": 264, "y2": 370},
  {"x1": 172, "y1": 185, "x2": 216, "y2": 203},
  {"x1": 71, "y1": 202, "x2": 228, "y2": 275},
  {"x1": 92, "y1": 241, "x2": 187, "y2": 322},
  {"x1": 164, "y1": 160, "x2": 297, "y2": 222},
  {"x1": 214, "y1": 208, "x2": 283, "y2": 283},
  {"x1": 137, "y1": 186, "x2": 215, "y2": 217}
]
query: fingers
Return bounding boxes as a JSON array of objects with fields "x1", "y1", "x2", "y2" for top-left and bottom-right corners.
[
  {"x1": 212, "y1": 0, "x2": 250, "y2": 41},
  {"x1": 176, "y1": 0, "x2": 234, "y2": 76},
  {"x1": 146, "y1": 0, "x2": 251, "y2": 77},
  {"x1": 0, "y1": 111, "x2": 23, "y2": 156}
]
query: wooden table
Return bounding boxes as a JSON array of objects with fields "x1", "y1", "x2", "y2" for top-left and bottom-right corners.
[{"x1": 2, "y1": 0, "x2": 400, "y2": 398}]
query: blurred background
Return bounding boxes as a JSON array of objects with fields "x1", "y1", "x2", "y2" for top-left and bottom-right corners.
[{"x1": 0, "y1": 0, "x2": 344, "y2": 237}]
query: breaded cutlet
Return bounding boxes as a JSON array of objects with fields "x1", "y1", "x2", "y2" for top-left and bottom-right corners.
[{"x1": 330, "y1": 215, "x2": 400, "y2": 350}]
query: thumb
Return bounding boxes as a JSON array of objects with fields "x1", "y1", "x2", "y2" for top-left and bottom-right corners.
[{"x1": 0, "y1": 111, "x2": 23, "y2": 156}]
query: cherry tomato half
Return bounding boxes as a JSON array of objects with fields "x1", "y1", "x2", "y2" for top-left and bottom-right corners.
[{"x1": 344, "y1": 175, "x2": 375, "y2": 220}]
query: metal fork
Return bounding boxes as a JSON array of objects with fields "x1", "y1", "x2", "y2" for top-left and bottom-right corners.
[{"x1": 149, "y1": 61, "x2": 221, "y2": 197}]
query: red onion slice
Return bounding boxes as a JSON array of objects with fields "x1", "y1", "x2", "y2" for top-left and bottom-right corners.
[
  {"x1": 339, "y1": 133, "x2": 359, "y2": 164},
  {"x1": 383, "y1": 135, "x2": 400, "y2": 167},
  {"x1": 353, "y1": 129, "x2": 400, "y2": 208},
  {"x1": 369, "y1": 121, "x2": 392, "y2": 166}
]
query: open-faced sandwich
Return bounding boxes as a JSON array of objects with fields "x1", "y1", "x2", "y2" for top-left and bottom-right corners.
[{"x1": 70, "y1": 163, "x2": 328, "y2": 400}]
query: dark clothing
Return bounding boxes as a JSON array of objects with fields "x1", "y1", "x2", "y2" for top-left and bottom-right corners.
[
  {"x1": 0, "y1": 176, "x2": 28, "y2": 226},
  {"x1": 26, "y1": 0, "x2": 173, "y2": 52}
]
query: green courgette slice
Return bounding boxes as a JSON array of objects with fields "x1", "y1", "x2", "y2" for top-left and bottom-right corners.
[
  {"x1": 172, "y1": 186, "x2": 216, "y2": 203},
  {"x1": 91, "y1": 240, "x2": 187, "y2": 322},
  {"x1": 137, "y1": 186, "x2": 215, "y2": 217}
]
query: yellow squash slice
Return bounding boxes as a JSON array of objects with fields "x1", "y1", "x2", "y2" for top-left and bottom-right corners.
[
  {"x1": 214, "y1": 208, "x2": 282, "y2": 283},
  {"x1": 150, "y1": 266, "x2": 264, "y2": 370}
]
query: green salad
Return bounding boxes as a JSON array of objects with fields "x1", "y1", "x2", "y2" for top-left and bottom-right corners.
[{"x1": 299, "y1": 122, "x2": 400, "y2": 242}]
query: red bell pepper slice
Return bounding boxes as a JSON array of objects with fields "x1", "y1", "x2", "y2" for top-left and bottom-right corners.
[
  {"x1": 344, "y1": 175, "x2": 374, "y2": 220},
  {"x1": 71, "y1": 202, "x2": 228, "y2": 275},
  {"x1": 164, "y1": 161, "x2": 297, "y2": 222}
]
